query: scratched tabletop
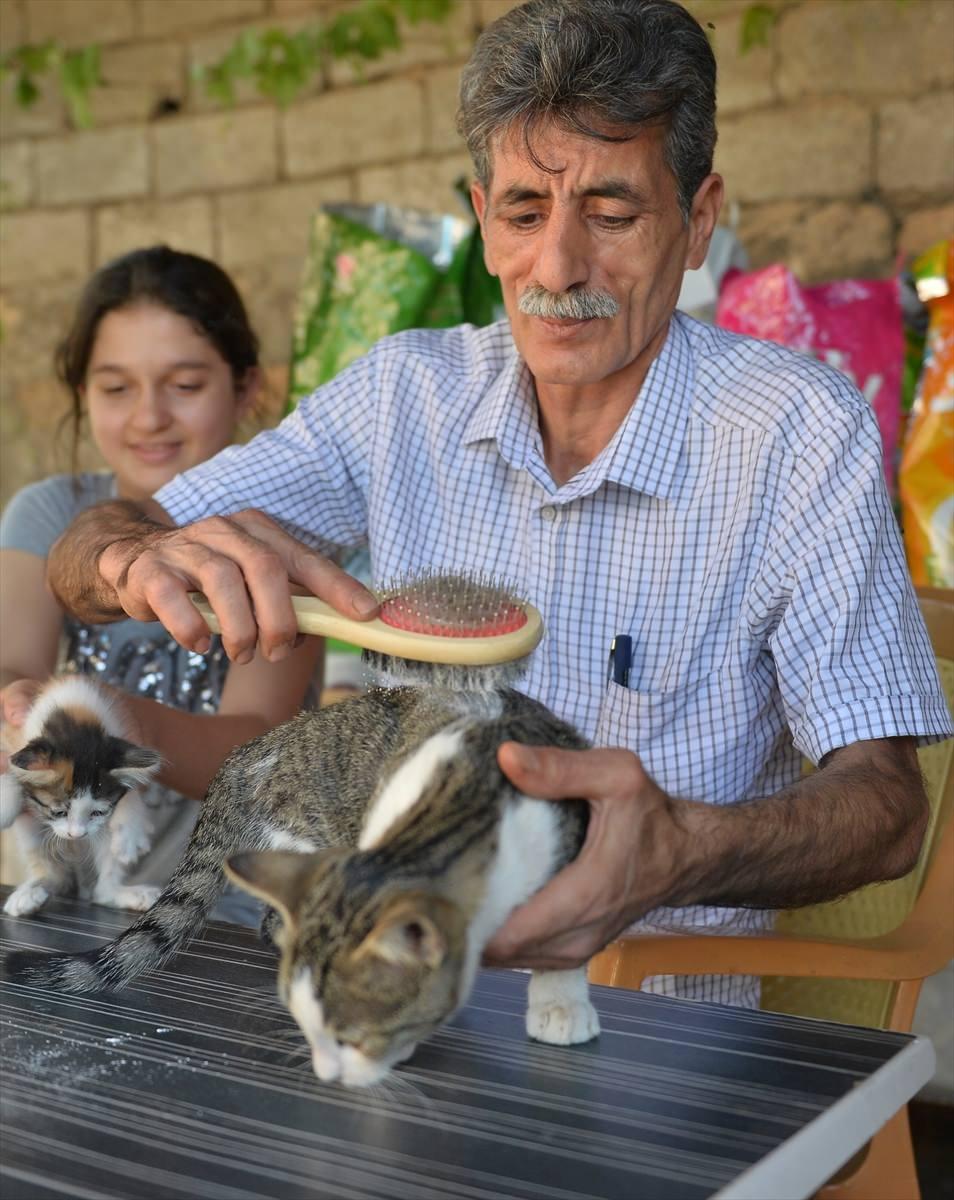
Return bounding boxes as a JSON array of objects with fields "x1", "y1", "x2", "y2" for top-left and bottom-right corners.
[{"x1": 0, "y1": 891, "x2": 934, "y2": 1200}]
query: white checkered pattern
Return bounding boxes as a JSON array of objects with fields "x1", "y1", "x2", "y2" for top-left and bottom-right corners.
[{"x1": 158, "y1": 313, "x2": 952, "y2": 1006}]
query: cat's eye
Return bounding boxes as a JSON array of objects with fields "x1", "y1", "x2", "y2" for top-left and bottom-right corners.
[
  {"x1": 50, "y1": 810, "x2": 68, "y2": 819},
  {"x1": 91, "y1": 810, "x2": 108, "y2": 818}
]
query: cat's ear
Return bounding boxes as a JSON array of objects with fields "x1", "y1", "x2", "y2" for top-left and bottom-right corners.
[
  {"x1": 225, "y1": 851, "x2": 320, "y2": 929},
  {"x1": 355, "y1": 893, "x2": 461, "y2": 971},
  {"x1": 110, "y1": 742, "x2": 162, "y2": 790},
  {"x1": 9, "y1": 738, "x2": 59, "y2": 787}
]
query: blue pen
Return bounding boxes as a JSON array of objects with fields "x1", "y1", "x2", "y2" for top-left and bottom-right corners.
[{"x1": 610, "y1": 634, "x2": 632, "y2": 687}]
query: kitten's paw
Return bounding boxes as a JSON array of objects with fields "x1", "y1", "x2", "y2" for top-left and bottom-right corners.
[
  {"x1": 0, "y1": 774, "x2": 23, "y2": 829},
  {"x1": 4, "y1": 881, "x2": 50, "y2": 917},
  {"x1": 526, "y1": 999, "x2": 600, "y2": 1046},
  {"x1": 96, "y1": 884, "x2": 161, "y2": 912},
  {"x1": 110, "y1": 822, "x2": 152, "y2": 866}
]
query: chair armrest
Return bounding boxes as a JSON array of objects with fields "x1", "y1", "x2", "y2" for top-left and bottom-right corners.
[{"x1": 588, "y1": 920, "x2": 954, "y2": 990}]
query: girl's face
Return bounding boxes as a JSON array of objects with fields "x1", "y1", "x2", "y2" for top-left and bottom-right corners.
[{"x1": 84, "y1": 303, "x2": 259, "y2": 501}]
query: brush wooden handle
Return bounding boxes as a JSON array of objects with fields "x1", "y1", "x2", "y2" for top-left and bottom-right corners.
[{"x1": 187, "y1": 592, "x2": 544, "y2": 665}]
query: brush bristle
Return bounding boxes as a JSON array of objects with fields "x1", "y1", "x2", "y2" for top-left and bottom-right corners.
[
  {"x1": 361, "y1": 651, "x2": 528, "y2": 692},
  {"x1": 377, "y1": 569, "x2": 528, "y2": 638},
  {"x1": 368, "y1": 570, "x2": 534, "y2": 690}
]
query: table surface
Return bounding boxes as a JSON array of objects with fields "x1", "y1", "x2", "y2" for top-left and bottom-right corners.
[{"x1": 0, "y1": 892, "x2": 934, "y2": 1200}]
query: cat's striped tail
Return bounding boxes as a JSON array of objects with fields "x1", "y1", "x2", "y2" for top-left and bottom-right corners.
[{"x1": 3, "y1": 869, "x2": 231, "y2": 993}]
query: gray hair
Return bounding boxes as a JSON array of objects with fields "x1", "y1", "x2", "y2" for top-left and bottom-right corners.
[{"x1": 457, "y1": 0, "x2": 717, "y2": 220}]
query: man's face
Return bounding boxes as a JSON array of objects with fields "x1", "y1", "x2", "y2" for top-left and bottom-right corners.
[{"x1": 472, "y1": 122, "x2": 721, "y2": 392}]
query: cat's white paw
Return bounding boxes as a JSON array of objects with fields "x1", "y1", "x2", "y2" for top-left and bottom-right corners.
[
  {"x1": 111, "y1": 824, "x2": 152, "y2": 866},
  {"x1": 96, "y1": 884, "x2": 161, "y2": 911},
  {"x1": 0, "y1": 774, "x2": 23, "y2": 829},
  {"x1": 4, "y1": 881, "x2": 50, "y2": 917},
  {"x1": 526, "y1": 998, "x2": 600, "y2": 1045}
]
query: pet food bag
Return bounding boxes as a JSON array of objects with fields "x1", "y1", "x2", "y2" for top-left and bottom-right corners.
[
  {"x1": 716, "y1": 264, "x2": 905, "y2": 494},
  {"x1": 288, "y1": 201, "x2": 502, "y2": 405},
  {"x1": 898, "y1": 240, "x2": 954, "y2": 587}
]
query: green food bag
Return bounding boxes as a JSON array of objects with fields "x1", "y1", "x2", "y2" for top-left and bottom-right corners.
[{"x1": 287, "y1": 200, "x2": 502, "y2": 408}]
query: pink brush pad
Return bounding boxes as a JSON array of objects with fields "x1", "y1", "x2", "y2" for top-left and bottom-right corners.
[{"x1": 379, "y1": 597, "x2": 527, "y2": 637}]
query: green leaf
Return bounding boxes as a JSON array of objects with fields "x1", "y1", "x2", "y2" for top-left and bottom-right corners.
[
  {"x1": 15, "y1": 72, "x2": 39, "y2": 107},
  {"x1": 15, "y1": 41, "x2": 59, "y2": 74},
  {"x1": 256, "y1": 31, "x2": 313, "y2": 107},
  {"x1": 739, "y1": 4, "x2": 777, "y2": 54},
  {"x1": 59, "y1": 45, "x2": 101, "y2": 128},
  {"x1": 392, "y1": 0, "x2": 454, "y2": 24},
  {"x1": 203, "y1": 64, "x2": 236, "y2": 106},
  {"x1": 326, "y1": 3, "x2": 400, "y2": 62}
]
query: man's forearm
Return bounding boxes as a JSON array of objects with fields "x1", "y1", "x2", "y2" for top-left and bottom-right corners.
[
  {"x1": 669, "y1": 738, "x2": 928, "y2": 911},
  {"x1": 47, "y1": 500, "x2": 170, "y2": 623}
]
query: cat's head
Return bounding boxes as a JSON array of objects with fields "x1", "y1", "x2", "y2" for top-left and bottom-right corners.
[
  {"x1": 227, "y1": 849, "x2": 468, "y2": 1088},
  {"x1": 9, "y1": 735, "x2": 161, "y2": 839}
]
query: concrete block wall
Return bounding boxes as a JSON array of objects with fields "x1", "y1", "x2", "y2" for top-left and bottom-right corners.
[{"x1": 1, "y1": 0, "x2": 952, "y2": 502}]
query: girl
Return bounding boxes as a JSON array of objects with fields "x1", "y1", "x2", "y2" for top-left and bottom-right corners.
[{"x1": 0, "y1": 246, "x2": 322, "y2": 918}]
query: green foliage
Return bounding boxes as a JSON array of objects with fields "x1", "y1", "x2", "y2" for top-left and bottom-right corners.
[
  {"x1": 195, "y1": 0, "x2": 454, "y2": 107},
  {"x1": 0, "y1": 0, "x2": 454, "y2": 126},
  {"x1": 738, "y1": 3, "x2": 778, "y2": 53},
  {"x1": 0, "y1": 40, "x2": 102, "y2": 128}
]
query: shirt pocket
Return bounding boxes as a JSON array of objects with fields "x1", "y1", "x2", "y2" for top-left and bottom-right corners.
[
  {"x1": 594, "y1": 654, "x2": 783, "y2": 803},
  {"x1": 595, "y1": 679, "x2": 699, "y2": 759}
]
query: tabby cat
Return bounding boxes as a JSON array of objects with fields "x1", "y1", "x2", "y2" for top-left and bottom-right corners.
[
  {"x1": 6, "y1": 685, "x2": 600, "y2": 1087},
  {"x1": 1, "y1": 676, "x2": 162, "y2": 917}
]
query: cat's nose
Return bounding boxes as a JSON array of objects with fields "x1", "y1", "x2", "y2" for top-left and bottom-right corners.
[{"x1": 67, "y1": 827, "x2": 85, "y2": 839}]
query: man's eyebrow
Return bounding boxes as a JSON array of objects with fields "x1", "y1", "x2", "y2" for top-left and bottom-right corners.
[
  {"x1": 495, "y1": 179, "x2": 651, "y2": 207},
  {"x1": 581, "y1": 179, "x2": 651, "y2": 206},
  {"x1": 496, "y1": 185, "x2": 549, "y2": 206}
]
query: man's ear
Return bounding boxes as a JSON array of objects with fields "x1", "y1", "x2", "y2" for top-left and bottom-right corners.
[
  {"x1": 225, "y1": 850, "x2": 324, "y2": 933},
  {"x1": 470, "y1": 180, "x2": 498, "y2": 278},
  {"x1": 684, "y1": 173, "x2": 724, "y2": 272}
]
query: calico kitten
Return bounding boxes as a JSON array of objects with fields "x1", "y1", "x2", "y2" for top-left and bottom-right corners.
[
  {"x1": 1, "y1": 677, "x2": 162, "y2": 917},
  {"x1": 6, "y1": 686, "x2": 600, "y2": 1086}
]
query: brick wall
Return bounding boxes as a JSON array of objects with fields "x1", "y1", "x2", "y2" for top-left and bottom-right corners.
[{"x1": 1, "y1": 0, "x2": 952, "y2": 505}]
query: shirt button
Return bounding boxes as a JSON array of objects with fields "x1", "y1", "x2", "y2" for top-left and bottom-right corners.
[{"x1": 540, "y1": 505, "x2": 557, "y2": 522}]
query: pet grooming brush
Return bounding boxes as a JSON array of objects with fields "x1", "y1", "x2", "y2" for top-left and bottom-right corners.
[{"x1": 189, "y1": 570, "x2": 543, "y2": 688}]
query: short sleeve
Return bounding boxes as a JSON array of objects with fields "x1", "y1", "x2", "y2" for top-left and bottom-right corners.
[
  {"x1": 762, "y1": 394, "x2": 952, "y2": 762},
  {"x1": 0, "y1": 475, "x2": 96, "y2": 558}
]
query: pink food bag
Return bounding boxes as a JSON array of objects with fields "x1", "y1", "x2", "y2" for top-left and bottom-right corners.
[{"x1": 716, "y1": 264, "x2": 904, "y2": 492}]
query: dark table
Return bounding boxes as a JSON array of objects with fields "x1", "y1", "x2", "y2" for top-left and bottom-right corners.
[{"x1": 0, "y1": 893, "x2": 934, "y2": 1200}]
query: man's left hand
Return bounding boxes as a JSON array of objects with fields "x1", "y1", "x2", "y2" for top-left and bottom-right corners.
[{"x1": 483, "y1": 742, "x2": 688, "y2": 971}]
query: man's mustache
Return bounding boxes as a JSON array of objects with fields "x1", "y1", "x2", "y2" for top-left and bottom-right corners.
[{"x1": 518, "y1": 284, "x2": 619, "y2": 320}]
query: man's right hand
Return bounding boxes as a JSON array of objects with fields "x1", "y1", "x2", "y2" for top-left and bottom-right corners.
[{"x1": 50, "y1": 502, "x2": 379, "y2": 664}]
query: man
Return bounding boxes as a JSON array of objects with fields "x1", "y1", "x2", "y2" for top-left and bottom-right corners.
[{"x1": 45, "y1": 0, "x2": 951, "y2": 1004}]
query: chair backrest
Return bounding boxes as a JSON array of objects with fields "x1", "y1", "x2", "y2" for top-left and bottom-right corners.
[{"x1": 762, "y1": 588, "x2": 954, "y2": 1028}]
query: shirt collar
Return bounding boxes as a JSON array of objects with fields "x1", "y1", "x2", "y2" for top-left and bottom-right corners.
[
  {"x1": 461, "y1": 330, "x2": 539, "y2": 470},
  {"x1": 598, "y1": 313, "x2": 694, "y2": 500},
  {"x1": 462, "y1": 313, "x2": 694, "y2": 500}
]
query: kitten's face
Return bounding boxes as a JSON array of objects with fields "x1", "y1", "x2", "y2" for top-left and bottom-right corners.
[
  {"x1": 11, "y1": 733, "x2": 160, "y2": 839},
  {"x1": 228, "y1": 851, "x2": 466, "y2": 1088}
]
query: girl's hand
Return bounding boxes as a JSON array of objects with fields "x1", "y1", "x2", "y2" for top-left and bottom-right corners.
[
  {"x1": 0, "y1": 678, "x2": 44, "y2": 771},
  {"x1": 1, "y1": 678, "x2": 43, "y2": 731}
]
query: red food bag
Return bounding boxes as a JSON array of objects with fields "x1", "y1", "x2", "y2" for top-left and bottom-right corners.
[{"x1": 716, "y1": 264, "x2": 904, "y2": 492}]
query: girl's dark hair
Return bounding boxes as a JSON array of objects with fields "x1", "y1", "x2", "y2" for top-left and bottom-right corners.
[{"x1": 56, "y1": 245, "x2": 260, "y2": 470}]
